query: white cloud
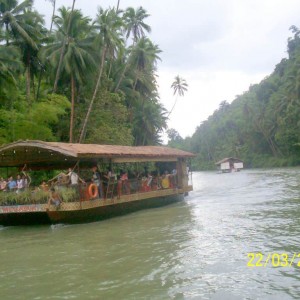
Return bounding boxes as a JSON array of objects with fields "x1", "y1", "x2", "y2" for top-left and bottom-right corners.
[{"x1": 158, "y1": 68, "x2": 265, "y2": 138}]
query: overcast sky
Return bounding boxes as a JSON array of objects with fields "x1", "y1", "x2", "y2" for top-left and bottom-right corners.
[{"x1": 35, "y1": 0, "x2": 300, "y2": 138}]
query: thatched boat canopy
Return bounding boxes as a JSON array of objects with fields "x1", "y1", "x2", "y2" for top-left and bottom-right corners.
[{"x1": 0, "y1": 140, "x2": 195, "y2": 168}]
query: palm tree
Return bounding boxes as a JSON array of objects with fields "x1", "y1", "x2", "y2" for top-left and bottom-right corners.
[
  {"x1": 120, "y1": 37, "x2": 162, "y2": 145},
  {"x1": 168, "y1": 75, "x2": 188, "y2": 117},
  {"x1": 52, "y1": 0, "x2": 76, "y2": 93},
  {"x1": 42, "y1": 7, "x2": 96, "y2": 142},
  {"x1": 0, "y1": 44, "x2": 22, "y2": 91},
  {"x1": 114, "y1": 6, "x2": 151, "y2": 92},
  {"x1": 16, "y1": 9, "x2": 46, "y2": 102},
  {"x1": 133, "y1": 99, "x2": 167, "y2": 145},
  {"x1": 79, "y1": 7, "x2": 123, "y2": 143},
  {"x1": 0, "y1": 0, "x2": 35, "y2": 47},
  {"x1": 0, "y1": 0, "x2": 47, "y2": 101},
  {"x1": 116, "y1": 0, "x2": 121, "y2": 12},
  {"x1": 123, "y1": 7, "x2": 151, "y2": 43},
  {"x1": 128, "y1": 37, "x2": 161, "y2": 91},
  {"x1": 47, "y1": 0, "x2": 56, "y2": 33},
  {"x1": 219, "y1": 100, "x2": 230, "y2": 112}
]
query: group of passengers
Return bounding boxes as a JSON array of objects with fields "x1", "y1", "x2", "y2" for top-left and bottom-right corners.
[
  {"x1": 114, "y1": 168, "x2": 178, "y2": 196},
  {"x1": 46, "y1": 166, "x2": 178, "y2": 207},
  {"x1": 0, "y1": 166, "x2": 179, "y2": 208},
  {"x1": 0, "y1": 175, "x2": 29, "y2": 193},
  {"x1": 46, "y1": 166, "x2": 109, "y2": 208}
]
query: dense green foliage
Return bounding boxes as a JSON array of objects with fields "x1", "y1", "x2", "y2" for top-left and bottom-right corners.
[
  {"x1": 0, "y1": 0, "x2": 167, "y2": 146},
  {"x1": 168, "y1": 26, "x2": 300, "y2": 170}
]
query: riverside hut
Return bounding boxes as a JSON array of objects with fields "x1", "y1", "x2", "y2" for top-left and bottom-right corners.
[{"x1": 215, "y1": 157, "x2": 244, "y2": 173}]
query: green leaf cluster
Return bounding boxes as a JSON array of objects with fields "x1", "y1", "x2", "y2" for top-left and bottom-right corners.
[{"x1": 0, "y1": 1, "x2": 167, "y2": 146}]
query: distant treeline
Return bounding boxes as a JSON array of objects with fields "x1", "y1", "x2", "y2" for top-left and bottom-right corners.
[
  {"x1": 0, "y1": 1, "x2": 166, "y2": 146},
  {"x1": 167, "y1": 26, "x2": 300, "y2": 170}
]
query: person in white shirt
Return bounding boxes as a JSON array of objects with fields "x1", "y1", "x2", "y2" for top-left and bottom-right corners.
[
  {"x1": 67, "y1": 168, "x2": 85, "y2": 186},
  {"x1": 16, "y1": 174, "x2": 25, "y2": 193}
]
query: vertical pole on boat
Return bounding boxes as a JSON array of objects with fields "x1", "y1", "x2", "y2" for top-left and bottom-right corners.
[
  {"x1": 189, "y1": 158, "x2": 193, "y2": 186},
  {"x1": 109, "y1": 159, "x2": 112, "y2": 172},
  {"x1": 77, "y1": 160, "x2": 82, "y2": 209}
]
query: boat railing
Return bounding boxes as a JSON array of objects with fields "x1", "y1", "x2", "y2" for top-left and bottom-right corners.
[
  {"x1": 81, "y1": 174, "x2": 180, "y2": 201},
  {"x1": 0, "y1": 188, "x2": 49, "y2": 206},
  {"x1": 0, "y1": 185, "x2": 82, "y2": 206},
  {"x1": 0, "y1": 174, "x2": 186, "y2": 206}
]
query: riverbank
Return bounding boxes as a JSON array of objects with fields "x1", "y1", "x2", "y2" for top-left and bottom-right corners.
[{"x1": 192, "y1": 153, "x2": 300, "y2": 171}]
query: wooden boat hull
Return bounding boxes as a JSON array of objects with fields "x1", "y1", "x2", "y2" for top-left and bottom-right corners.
[{"x1": 0, "y1": 191, "x2": 185, "y2": 226}]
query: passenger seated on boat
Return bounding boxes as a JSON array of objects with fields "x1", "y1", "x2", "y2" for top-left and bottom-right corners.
[
  {"x1": 22, "y1": 175, "x2": 29, "y2": 188},
  {"x1": 151, "y1": 176, "x2": 158, "y2": 190},
  {"x1": 7, "y1": 176, "x2": 17, "y2": 191},
  {"x1": 0, "y1": 177, "x2": 7, "y2": 191},
  {"x1": 91, "y1": 166, "x2": 103, "y2": 199},
  {"x1": 147, "y1": 173, "x2": 153, "y2": 189},
  {"x1": 121, "y1": 171, "x2": 130, "y2": 194},
  {"x1": 141, "y1": 173, "x2": 152, "y2": 192},
  {"x1": 16, "y1": 174, "x2": 25, "y2": 193},
  {"x1": 117, "y1": 175, "x2": 122, "y2": 199},
  {"x1": 39, "y1": 181, "x2": 49, "y2": 191},
  {"x1": 161, "y1": 171, "x2": 170, "y2": 189},
  {"x1": 48, "y1": 187, "x2": 62, "y2": 208}
]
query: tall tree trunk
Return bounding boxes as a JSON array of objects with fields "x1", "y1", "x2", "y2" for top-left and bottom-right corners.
[
  {"x1": 114, "y1": 63, "x2": 128, "y2": 92},
  {"x1": 116, "y1": 0, "x2": 120, "y2": 11},
  {"x1": 53, "y1": 0, "x2": 76, "y2": 93},
  {"x1": 133, "y1": 75, "x2": 138, "y2": 90},
  {"x1": 78, "y1": 46, "x2": 107, "y2": 143},
  {"x1": 49, "y1": 0, "x2": 56, "y2": 33},
  {"x1": 32, "y1": 71, "x2": 36, "y2": 98},
  {"x1": 114, "y1": 41, "x2": 136, "y2": 92},
  {"x1": 167, "y1": 95, "x2": 178, "y2": 117},
  {"x1": 69, "y1": 75, "x2": 75, "y2": 143},
  {"x1": 36, "y1": 65, "x2": 43, "y2": 101},
  {"x1": 26, "y1": 52, "x2": 31, "y2": 103},
  {"x1": 5, "y1": 23, "x2": 9, "y2": 46}
]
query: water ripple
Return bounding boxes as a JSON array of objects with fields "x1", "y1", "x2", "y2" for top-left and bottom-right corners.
[{"x1": 1, "y1": 169, "x2": 300, "y2": 299}]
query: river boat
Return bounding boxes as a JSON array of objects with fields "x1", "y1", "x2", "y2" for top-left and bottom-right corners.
[
  {"x1": 215, "y1": 157, "x2": 244, "y2": 173},
  {"x1": 0, "y1": 140, "x2": 194, "y2": 226}
]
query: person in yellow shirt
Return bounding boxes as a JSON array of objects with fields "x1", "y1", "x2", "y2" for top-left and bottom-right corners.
[{"x1": 161, "y1": 171, "x2": 170, "y2": 189}]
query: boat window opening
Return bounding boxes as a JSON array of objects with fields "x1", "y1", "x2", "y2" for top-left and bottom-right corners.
[{"x1": 0, "y1": 158, "x2": 189, "y2": 206}]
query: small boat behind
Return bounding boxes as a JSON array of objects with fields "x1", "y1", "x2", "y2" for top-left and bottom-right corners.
[
  {"x1": 0, "y1": 140, "x2": 195, "y2": 226},
  {"x1": 215, "y1": 157, "x2": 244, "y2": 173}
]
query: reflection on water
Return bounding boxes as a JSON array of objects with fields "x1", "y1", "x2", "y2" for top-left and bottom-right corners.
[{"x1": 1, "y1": 169, "x2": 300, "y2": 299}]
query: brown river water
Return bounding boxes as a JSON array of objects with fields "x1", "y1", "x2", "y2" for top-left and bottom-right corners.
[{"x1": 1, "y1": 169, "x2": 300, "y2": 299}]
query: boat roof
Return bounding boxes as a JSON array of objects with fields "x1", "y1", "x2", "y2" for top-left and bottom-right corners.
[
  {"x1": 215, "y1": 157, "x2": 244, "y2": 165},
  {"x1": 0, "y1": 140, "x2": 195, "y2": 168}
]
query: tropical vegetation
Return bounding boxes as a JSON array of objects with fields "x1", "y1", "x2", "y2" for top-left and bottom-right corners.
[
  {"x1": 168, "y1": 26, "x2": 300, "y2": 169},
  {"x1": 0, "y1": 0, "x2": 167, "y2": 146},
  {"x1": 2, "y1": 1, "x2": 300, "y2": 171}
]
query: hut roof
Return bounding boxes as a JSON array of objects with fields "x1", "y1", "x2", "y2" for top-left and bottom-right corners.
[
  {"x1": 215, "y1": 157, "x2": 244, "y2": 165},
  {"x1": 0, "y1": 140, "x2": 195, "y2": 168}
]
